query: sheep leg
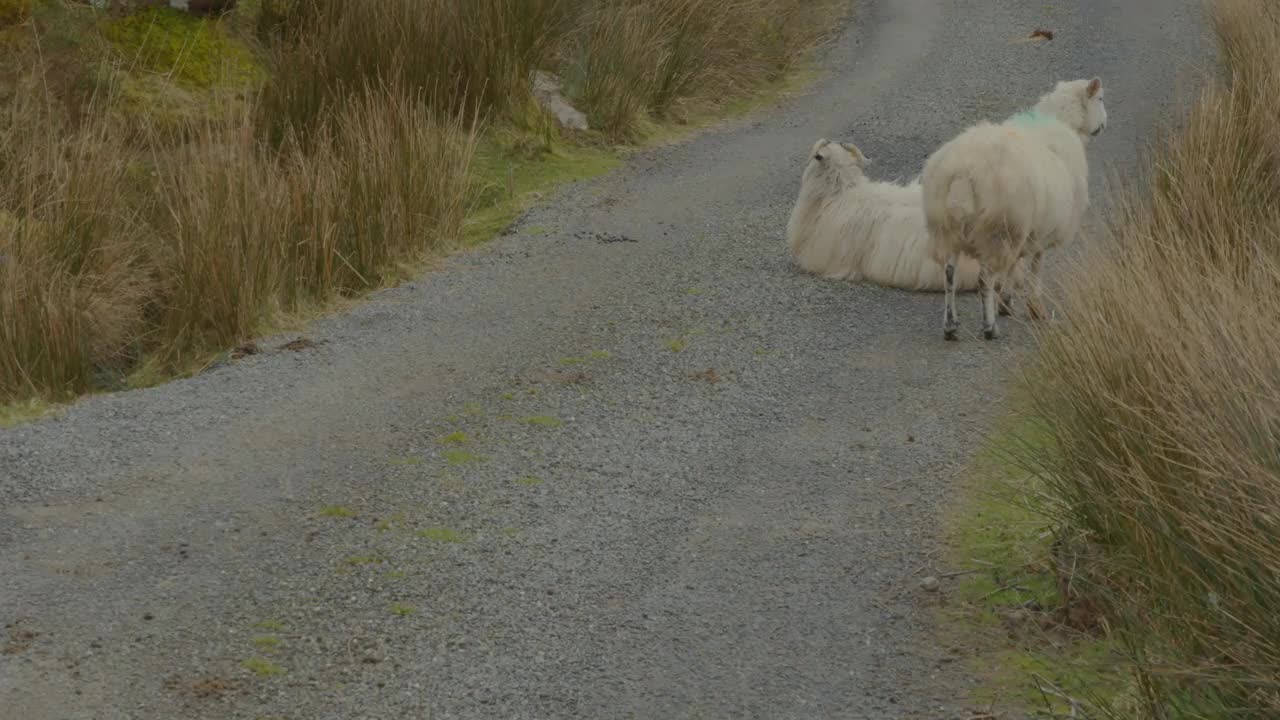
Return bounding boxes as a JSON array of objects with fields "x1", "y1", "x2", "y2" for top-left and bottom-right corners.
[
  {"x1": 943, "y1": 255, "x2": 961, "y2": 341},
  {"x1": 980, "y1": 263, "x2": 999, "y2": 340},
  {"x1": 998, "y1": 259, "x2": 1024, "y2": 316},
  {"x1": 995, "y1": 266, "x2": 1015, "y2": 316},
  {"x1": 1025, "y1": 251, "x2": 1047, "y2": 321}
]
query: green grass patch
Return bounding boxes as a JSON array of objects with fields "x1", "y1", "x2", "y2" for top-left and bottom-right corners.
[
  {"x1": 319, "y1": 505, "x2": 357, "y2": 518},
  {"x1": 253, "y1": 619, "x2": 285, "y2": 632},
  {"x1": 942, "y1": 413, "x2": 1128, "y2": 714},
  {"x1": 103, "y1": 7, "x2": 261, "y2": 88},
  {"x1": 559, "y1": 351, "x2": 611, "y2": 365},
  {"x1": 417, "y1": 526, "x2": 465, "y2": 543},
  {"x1": 437, "y1": 431, "x2": 470, "y2": 445},
  {"x1": 375, "y1": 513, "x2": 407, "y2": 532},
  {"x1": 442, "y1": 448, "x2": 482, "y2": 465},
  {"x1": 388, "y1": 455, "x2": 425, "y2": 466},
  {"x1": 390, "y1": 603, "x2": 416, "y2": 617},
  {"x1": 0, "y1": 397, "x2": 57, "y2": 428},
  {"x1": 462, "y1": 136, "x2": 619, "y2": 247},
  {"x1": 515, "y1": 476, "x2": 543, "y2": 486},
  {"x1": 251, "y1": 635, "x2": 282, "y2": 652},
  {"x1": 241, "y1": 657, "x2": 284, "y2": 678},
  {"x1": 342, "y1": 555, "x2": 384, "y2": 566},
  {"x1": 664, "y1": 337, "x2": 688, "y2": 353},
  {"x1": 523, "y1": 415, "x2": 562, "y2": 428}
]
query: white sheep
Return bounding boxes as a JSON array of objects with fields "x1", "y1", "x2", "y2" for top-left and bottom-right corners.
[
  {"x1": 786, "y1": 138, "x2": 981, "y2": 292},
  {"x1": 922, "y1": 77, "x2": 1108, "y2": 340}
]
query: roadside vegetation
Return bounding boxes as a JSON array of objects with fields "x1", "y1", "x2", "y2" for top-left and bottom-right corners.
[
  {"x1": 0, "y1": 0, "x2": 845, "y2": 407},
  {"x1": 952, "y1": 0, "x2": 1280, "y2": 716}
]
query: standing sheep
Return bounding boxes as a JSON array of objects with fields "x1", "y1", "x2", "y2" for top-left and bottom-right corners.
[
  {"x1": 922, "y1": 78, "x2": 1108, "y2": 340},
  {"x1": 787, "y1": 139, "x2": 981, "y2": 292}
]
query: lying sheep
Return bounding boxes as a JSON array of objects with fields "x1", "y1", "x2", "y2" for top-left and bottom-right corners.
[
  {"x1": 922, "y1": 77, "x2": 1107, "y2": 340},
  {"x1": 786, "y1": 139, "x2": 980, "y2": 292}
]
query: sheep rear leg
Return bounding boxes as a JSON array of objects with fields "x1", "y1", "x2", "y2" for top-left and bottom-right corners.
[
  {"x1": 994, "y1": 281, "x2": 1014, "y2": 316},
  {"x1": 1025, "y1": 251, "x2": 1047, "y2": 321},
  {"x1": 980, "y1": 263, "x2": 1000, "y2": 340},
  {"x1": 943, "y1": 255, "x2": 961, "y2": 341}
]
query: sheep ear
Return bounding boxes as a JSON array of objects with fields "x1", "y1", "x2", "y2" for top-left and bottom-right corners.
[
  {"x1": 811, "y1": 138, "x2": 830, "y2": 157},
  {"x1": 1086, "y1": 77, "x2": 1102, "y2": 98},
  {"x1": 841, "y1": 142, "x2": 869, "y2": 165}
]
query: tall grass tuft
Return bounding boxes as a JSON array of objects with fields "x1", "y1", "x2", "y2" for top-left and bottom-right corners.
[
  {"x1": 1017, "y1": 0, "x2": 1280, "y2": 715},
  {"x1": 257, "y1": 0, "x2": 567, "y2": 142},
  {"x1": 561, "y1": 0, "x2": 838, "y2": 137},
  {"x1": 148, "y1": 86, "x2": 476, "y2": 369},
  {"x1": 0, "y1": 81, "x2": 151, "y2": 401}
]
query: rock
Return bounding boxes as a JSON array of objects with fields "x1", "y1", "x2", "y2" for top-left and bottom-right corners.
[
  {"x1": 170, "y1": 0, "x2": 238, "y2": 15},
  {"x1": 82, "y1": 1, "x2": 237, "y2": 15},
  {"x1": 919, "y1": 576, "x2": 940, "y2": 593},
  {"x1": 532, "y1": 71, "x2": 589, "y2": 132}
]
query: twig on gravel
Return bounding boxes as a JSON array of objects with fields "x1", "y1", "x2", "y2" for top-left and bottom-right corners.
[
  {"x1": 979, "y1": 581, "x2": 1031, "y2": 601},
  {"x1": 939, "y1": 568, "x2": 985, "y2": 579}
]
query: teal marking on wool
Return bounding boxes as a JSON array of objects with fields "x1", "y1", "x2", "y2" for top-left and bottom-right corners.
[{"x1": 1010, "y1": 110, "x2": 1053, "y2": 126}]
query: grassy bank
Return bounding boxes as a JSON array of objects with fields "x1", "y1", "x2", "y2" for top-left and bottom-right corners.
[
  {"x1": 0, "y1": 0, "x2": 847, "y2": 408},
  {"x1": 952, "y1": 0, "x2": 1280, "y2": 716}
]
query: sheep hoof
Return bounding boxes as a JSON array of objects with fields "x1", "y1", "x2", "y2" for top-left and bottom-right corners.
[
  {"x1": 983, "y1": 327, "x2": 999, "y2": 340},
  {"x1": 944, "y1": 325, "x2": 960, "y2": 342},
  {"x1": 998, "y1": 299, "x2": 1014, "y2": 317}
]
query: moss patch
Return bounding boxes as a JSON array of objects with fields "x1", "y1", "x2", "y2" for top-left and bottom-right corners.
[
  {"x1": 524, "y1": 415, "x2": 562, "y2": 428},
  {"x1": 442, "y1": 449, "x2": 482, "y2": 465},
  {"x1": 437, "y1": 431, "x2": 470, "y2": 445},
  {"x1": 0, "y1": 397, "x2": 57, "y2": 428},
  {"x1": 390, "y1": 603, "x2": 416, "y2": 617},
  {"x1": 319, "y1": 505, "x2": 357, "y2": 518},
  {"x1": 251, "y1": 635, "x2": 281, "y2": 652},
  {"x1": 388, "y1": 455, "x2": 425, "y2": 466},
  {"x1": 417, "y1": 526, "x2": 465, "y2": 543},
  {"x1": 463, "y1": 135, "x2": 620, "y2": 246},
  {"x1": 241, "y1": 657, "x2": 284, "y2": 678},
  {"x1": 942, "y1": 414, "x2": 1127, "y2": 714},
  {"x1": 103, "y1": 7, "x2": 261, "y2": 88}
]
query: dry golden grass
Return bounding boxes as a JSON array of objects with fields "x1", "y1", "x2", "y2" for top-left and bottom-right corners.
[
  {"x1": 0, "y1": 0, "x2": 844, "y2": 403},
  {"x1": 148, "y1": 89, "x2": 475, "y2": 369},
  {"x1": 1017, "y1": 0, "x2": 1280, "y2": 715},
  {"x1": 259, "y1": 0, "x2": 840, "y2": 141},
  {"x1": 0, "y1": 82, "x2": 151, "y2": 400},
  {"x1": 562, "y1": 0, "x2": 835, "y2": 137}
]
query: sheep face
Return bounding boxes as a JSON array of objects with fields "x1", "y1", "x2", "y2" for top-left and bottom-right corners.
[
  {"x1": 1040, "y1": 77, "x2": 1108, "y2": 140},
  {"x1": 806, "y1": 139, "x2": 870, "y2": 188},
  {"x1": 1083, "y1": 77, "x2": 1107, "y2": 137}
]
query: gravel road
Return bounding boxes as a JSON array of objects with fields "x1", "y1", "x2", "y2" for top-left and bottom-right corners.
[{"x1": 0, "y1": 2, "x2": 1209, "y2": 718}]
